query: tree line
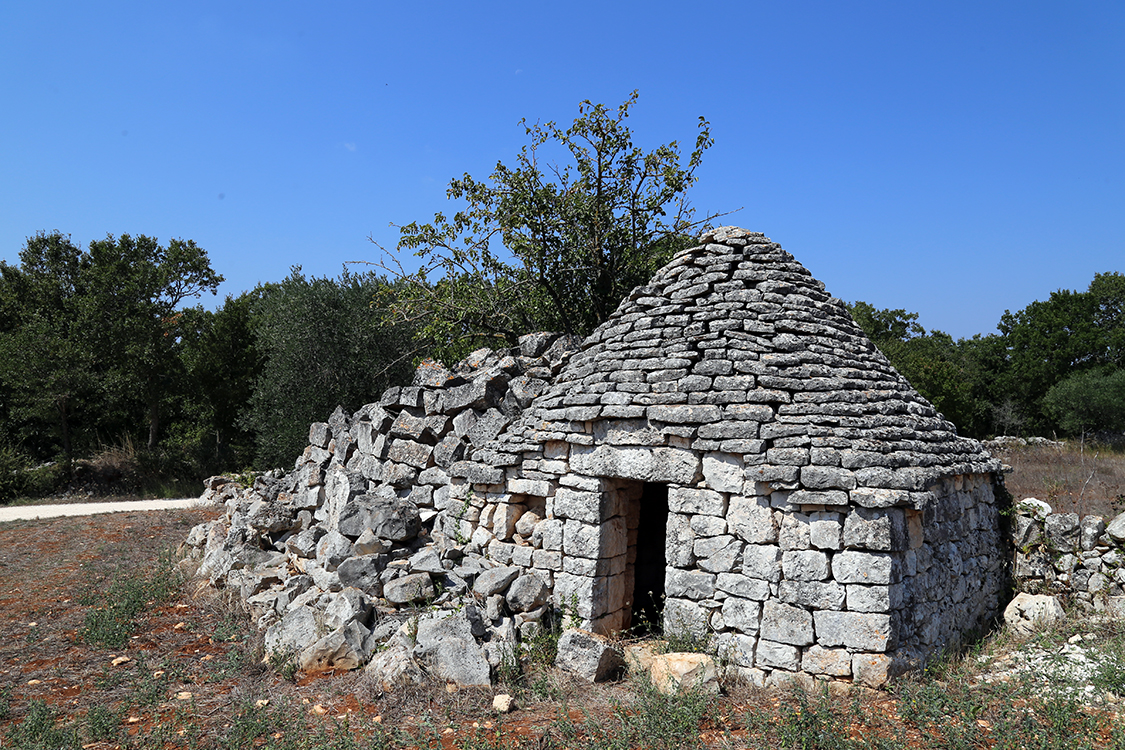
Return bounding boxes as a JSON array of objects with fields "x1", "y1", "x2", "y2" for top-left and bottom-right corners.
[
  {"x1": 1, "y1": 93, "x2": 1121, "y2": 501},
  {"x1": 0, "y1": 238, "x2": 416, "y2": 497},
  {"x1": 848, "y1": 270, "x2": 1125, "y2": 441}
]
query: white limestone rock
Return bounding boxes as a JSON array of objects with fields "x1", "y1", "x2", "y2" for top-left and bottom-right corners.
[
  {"x1": 554, "y1": 629, "x2": 623, "y2": 682},
  {"x1": 1004, "y1": 592, "x2": 1065, "y2": 636},
  {"x1": 649, "y1": 653, "x2": 719, "y2": 695}
]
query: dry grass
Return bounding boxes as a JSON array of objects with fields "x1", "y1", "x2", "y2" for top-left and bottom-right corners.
[{"x1": 992, "y1": 441, "x2": 1125, "y2": 518}]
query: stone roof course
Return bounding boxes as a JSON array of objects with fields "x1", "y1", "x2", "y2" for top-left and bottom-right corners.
[{"x1": 475, "y1": 227, "x2": 999, "y2": 492}]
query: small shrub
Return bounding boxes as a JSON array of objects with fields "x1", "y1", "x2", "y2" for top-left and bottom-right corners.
[
  {"x1": 522, "y1": 608, "x2": 562, "y2": 667},
  {"x1": 495, "y1": 642, "x2": 522, "y2": 687},
  {"x1": 0, "y1": 447, "x2": 66, "y2": 504},
  {"x1": 4, "y1": 700, "x2": 79, "y2": 750},
  {"x1": 83, "y1": 703, "x2": 121, "y2": 742},
  {"x1": 0, "y1": 443, "x2": 34, "y2": 504},
  {"x1": 268, "y1": 647, "x2": 299, "y2": 682},
  {"x1": 80, "y1": 550, "x2": 180, "y2": 648}
]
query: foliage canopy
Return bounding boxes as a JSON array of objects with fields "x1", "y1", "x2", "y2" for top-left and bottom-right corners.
[
  {"x1": 0, "y1": 232, "x2": 223, "y2": 460},
  {"x1": 376, "y1": 92, "x2": 717, "y2": 361},
  {"x1": 1043, "y1": 368, "x2": 1125, "y2": 438},
  {"x1": 242, "y1": 268, "x2": 415, "y2": 468}
]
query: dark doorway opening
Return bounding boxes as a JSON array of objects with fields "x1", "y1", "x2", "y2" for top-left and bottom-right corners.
[{"x1": 630, "y1": 482, "x2": 668, "y2": 634}]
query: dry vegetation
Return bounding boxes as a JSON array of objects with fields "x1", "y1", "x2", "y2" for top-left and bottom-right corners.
[{"x1": 992, "y1": 441, "x2": 1125, "y2": 518}]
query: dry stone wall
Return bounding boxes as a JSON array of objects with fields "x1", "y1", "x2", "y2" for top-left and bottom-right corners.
[
  {"x1": 183, "y1": 227, "x2": 1007, "y2": 689},
  {"x1": 1012, "y1": 498, "x2": 1125, "y2": 609},
  {"x1": 183, "y1": 335, "x2": 582, "y2": 677}
]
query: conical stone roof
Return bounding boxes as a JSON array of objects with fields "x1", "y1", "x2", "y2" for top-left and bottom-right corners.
[{"x1": 478, "y1": 227, "x2": 999, "y2": 497}]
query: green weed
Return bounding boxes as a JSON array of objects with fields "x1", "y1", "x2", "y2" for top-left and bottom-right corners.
[
  {"x1": 127, "y1": 665, "x2": 170, "y2": 707},
  {"x1": 541, "y1": 678, "x2": 711, "y2": 750},
  {"x1": 660, "y1": 614, "x2": 711, "y2": 655},
  {"x1": 495, "y1": 642, "x2": 522, "y2": 687},
  {"x1": 522, "y1": 608, "x2": 563, "y2": 667},
  {"x1": 83, "y1": 702, "x2": 122, "y2": 742},
  {"x1": 615, "y1": 677, "x2": 711, "y2": 749},
  {"x1": 746, "y1": 687, "x2": 862, "y2": 750},
  {"x1": 221, "y1": 700, "x2": 293, "y2": 750},
  {"x1": 3, "y1": 700, "x2": 80, "y2": 750},
  {"x1": 79, "y1": 549, "x2": 181, "y2": 648},
  {"x1": 268, "y1": 647, "x2": 299, "y2": 681},
  {"x1": 212, "y1": 611, "x2": 247, "y2": 642}
]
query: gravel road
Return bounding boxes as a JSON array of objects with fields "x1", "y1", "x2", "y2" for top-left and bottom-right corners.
[{"x1": 0, "y1": 497, "x2": 213, "y2": 523}]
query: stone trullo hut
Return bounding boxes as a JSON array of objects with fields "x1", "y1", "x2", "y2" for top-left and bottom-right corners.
[{"x1": 186, "y1": 227, "x2": 1006, "y2": 688}]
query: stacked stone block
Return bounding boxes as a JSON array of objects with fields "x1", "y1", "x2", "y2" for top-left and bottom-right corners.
[
  {"x1": 1013, "y1": 500, "x2": 1125, "y2": 608},
  {"x1": 186, "y1": 226, "x2": 1006, "y2": 688},
  {"x1": 448, "y1": 227, "x2": 1005, "y2": 686}
]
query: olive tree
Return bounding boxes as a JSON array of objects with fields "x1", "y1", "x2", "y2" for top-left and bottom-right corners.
[{"x1": 242, "y1": 268, "x2": 415, "y2": 468}]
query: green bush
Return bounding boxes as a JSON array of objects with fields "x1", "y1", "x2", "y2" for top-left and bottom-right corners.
[
  {"x1": 1044, "y1": 367, "x2": 1125, "y2": 437},
  {"x1": 0, "y1": 443, "x2": 64, "y2": 504},
  {"x1": 0, "y1": 441, "x2": 28, "y2": 504}
]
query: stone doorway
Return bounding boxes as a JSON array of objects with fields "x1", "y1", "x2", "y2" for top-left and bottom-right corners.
[{"x1": 624, "y1": 481, "x2": 668, "y2": 633}]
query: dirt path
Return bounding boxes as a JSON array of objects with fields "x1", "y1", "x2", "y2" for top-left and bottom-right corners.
[{"x1": 0, "y1": 498, "x2": 211, "y2": 523}]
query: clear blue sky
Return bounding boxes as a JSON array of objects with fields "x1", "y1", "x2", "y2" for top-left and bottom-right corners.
[{"x1": 2, "y1": 2, "x2": 1121, "y2": 340}]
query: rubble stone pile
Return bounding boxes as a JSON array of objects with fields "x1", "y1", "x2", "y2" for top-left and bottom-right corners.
[{"x1": 183, "y1": 334, "x2": 581, "y2": 680}]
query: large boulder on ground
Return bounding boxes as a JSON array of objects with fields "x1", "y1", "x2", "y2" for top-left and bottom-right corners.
[
  {"x1": 555, "y1": 629, "x2": 622, "y2": 682},
  {"x1": 624, "y1": 642, "x2": 660, "y2": 674},
  {"x1": 649, "y1": 653, "x2": 720, "y2": 695},
  {"x1": 1004, "y1": 592, "x2": 1065, "y2": 636},
  {"x1": 298, "y1": 620, "x2": 372, "y2": 672},
  {"x1": 365, "y1": 644, "x2": 424, "y2": 692},
  {"x1": 264, "y1": 607, "x2": 319, "y2": 657},
  {"x1": 413, "y1": 612, "x2": 491, "y2": 686}
]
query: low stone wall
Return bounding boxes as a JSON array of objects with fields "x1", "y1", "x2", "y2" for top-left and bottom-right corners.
[{"x1": 1011, "y1": 498, "x2": 1125, "y2": 610}]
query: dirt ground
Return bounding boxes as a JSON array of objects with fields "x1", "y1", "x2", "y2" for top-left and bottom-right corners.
[
  {"x1": 0, "y1": 507, "x2": 754, "y2": 749},
  {"x1": 3, "y1": 451, "x2": 1125, "y2": 748}
]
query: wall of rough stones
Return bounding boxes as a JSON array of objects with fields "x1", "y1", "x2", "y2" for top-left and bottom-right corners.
[
  {"x1": 1012, "y1": 498, "x2": 1125, "y2": 609},
  {"x1": 183, "y1": 227, "x2": 1008, "y2": 689},
  {"x1": 183, "y1": 335, "x2": 584, "y2": 678}
]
